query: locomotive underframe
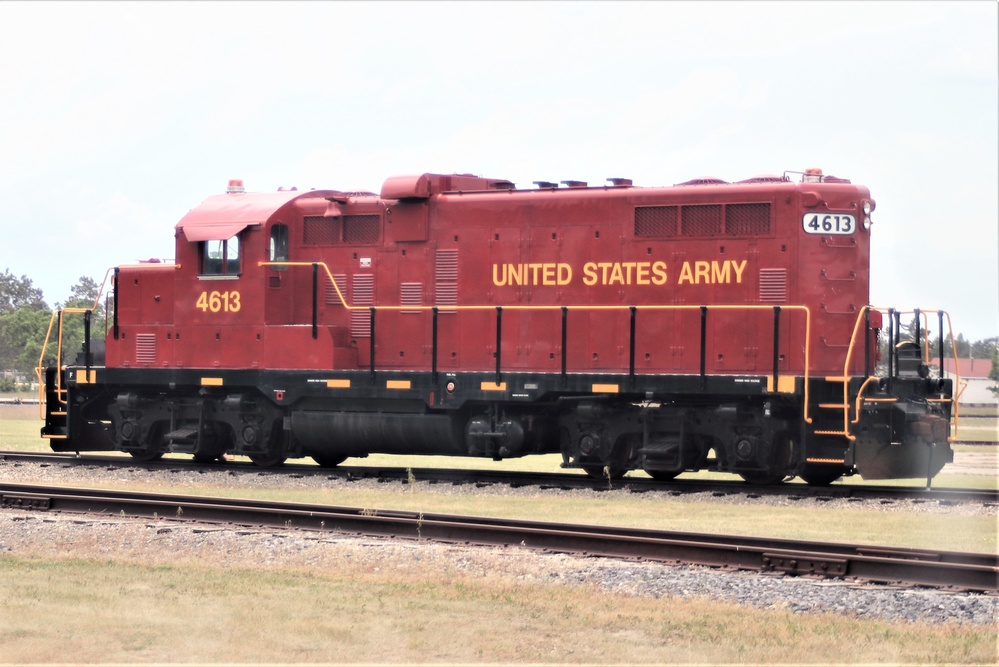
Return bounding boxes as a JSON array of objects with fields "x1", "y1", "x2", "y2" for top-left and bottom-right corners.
[{"x1": 43, "y1": 364, "x2": 954, "y2": 485}]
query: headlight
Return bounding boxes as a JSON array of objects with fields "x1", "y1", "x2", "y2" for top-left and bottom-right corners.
[{"x1": 862, "y1": 199, "x2": 875, "y2": 229}]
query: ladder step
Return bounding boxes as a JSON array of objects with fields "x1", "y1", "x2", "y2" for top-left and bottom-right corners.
[
  {"x1": 813, "y1": 430, "x2": 848, "y2": 436},
  {"x1": 164, "y1": 428, "x2": 199, "y2": 441},
  {"x1": 818, "y1": 404, "x2": 849, "y2": 409}
]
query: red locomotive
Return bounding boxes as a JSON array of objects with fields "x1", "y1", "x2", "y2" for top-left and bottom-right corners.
[{"x1": 40, "y1": 168, "x2": 959, "y2": 485}]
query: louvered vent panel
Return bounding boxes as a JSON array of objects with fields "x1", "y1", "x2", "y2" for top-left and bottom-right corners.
[
  {"x1": 435, "y1": 249, "x2": 459, "y2": 311},
  {"x1": 303, "y1": 216, "x2": 341, "y2": 244},
  {"x1": 634, "y1": 206, "x2": 678, "y2": 237},
  {"x1": 343, "y1": 215, "x2": 380, "y2": 244},
  {"x1": 325, "y1": 274, "x2": 348, "y2": 305},
  {"x1": 759, "y1": 268, "x2": 787, "y2": 303},
  {"x1": 135, "y1": 333, "x2": 157, "y2": 364},
  {"x1": 726, "y1": 203, "x2": 771, "y2": 235},
  {"x1": 681, "y1": 204, "x2": 722, "y2": 235},
  {"x1": 400, "y1": 282, "x2": 423, "y2": 314},
  {"x1": 350, "y1": 274, "x2": 374, "y2": 337}
]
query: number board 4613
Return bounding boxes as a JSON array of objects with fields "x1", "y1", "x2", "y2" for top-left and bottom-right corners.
[{"x1": 802, "y1": 213, "x2": 855, "y2": 235}]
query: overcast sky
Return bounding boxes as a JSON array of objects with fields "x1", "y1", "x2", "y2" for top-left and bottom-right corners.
[{"x1": 1, "y1": 1, "x2": 996, "y2": 340}]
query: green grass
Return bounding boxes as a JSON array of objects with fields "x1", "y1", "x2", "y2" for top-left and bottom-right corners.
[
  {"x1": 956, "y1": 422, "x2": 999, "y2": 442},
  {"x1": 0, "y1": 407, "x2": 42, "y2": 451}
]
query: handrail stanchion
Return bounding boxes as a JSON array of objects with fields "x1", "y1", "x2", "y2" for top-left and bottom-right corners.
[
  {"x1": 561, "y1": 306, "x2": 568, "y2": 384},
  {"x1": 772, "y1": 306, "x2": 781, "y2": 390},
  {"x1": 432, "y1": 306, "x2": 439, "y2": 383},
  {"x1": 863, "y1": 307, "x2": 871, "y2": 376},
  {"x1": 629, "y1": 306, "x2": 637, "y2": 387},
  {"x1": 369, "y1": 306, "x2": 376, "y2": 379},
  {"x1": 84, "y1": 310, "x2": 92, "y2": 377},
  {"x1": 937, "y1": 310, "x2": 945, "y2": 376},
  {"x1": 699, "y1": 306, "x2": 708, "y2": 390},
  {"x1": 311, "y1": 263, "x2": 318, "y2": 340},
  {"x1": 495, "y1": 306, "x2": 503, "y2": 384},
  {"x1": 887, "y1": 308, "x2": 895, "y2": 386},
  {"x1": 113, "y1": 267, "x2": 120, "y2": 340}
]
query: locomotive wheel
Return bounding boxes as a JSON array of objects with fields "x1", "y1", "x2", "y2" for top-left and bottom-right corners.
[
  {"x1": 800, "y1": 463, "x2": 843, "y2": 486},
  {"x1": 311, "y1": 454, "x2": 348, "y2": 468},
  {"x1": 738, "y1": 433, "x2": 795, "y2": 486},
  {"x1": 126, "y1": 423, "x2": 165, "y2": 462},
  {"x1": 580, "y1": 437, "x2": 634, "y2": 481},
  {"x1": 248, "y1": 452, "x2": 287, "y2": 467}
]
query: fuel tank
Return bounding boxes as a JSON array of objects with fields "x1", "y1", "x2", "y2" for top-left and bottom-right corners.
[{"x1": 290, "y1": 410, "x2": 464, "y2": 456}]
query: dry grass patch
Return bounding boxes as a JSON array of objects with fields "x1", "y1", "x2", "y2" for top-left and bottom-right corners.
[{"x1": 0, "y1": 555, "x2": 994, "y2": 665}]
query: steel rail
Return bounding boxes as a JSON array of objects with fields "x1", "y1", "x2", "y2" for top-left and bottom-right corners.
[
  {"x1": 2, "y1": 451, "x2": 996, "y2": 505},
  {"x1": 2, "y1": 482, "x2": 996, "y2": 592}
]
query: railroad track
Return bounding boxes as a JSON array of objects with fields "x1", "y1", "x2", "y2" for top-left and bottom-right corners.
[
  {"x1": 1, "y1": 482, "x2": 996, "y2": 593},
  {"x1": 2, "y1": 450, "x2": 996, "y2": 506}
]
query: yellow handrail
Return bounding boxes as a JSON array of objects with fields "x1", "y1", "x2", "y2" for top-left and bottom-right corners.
[
  {"x1": 35, "y1": 267, "x2": 118, "y2": 416},
  {"x1": 35, "y1": 307, "x2": 92, "y2": 416},
  {"x1": 35, "y1": 263, "x2": 183, "y2": 417},
  {"x1": 829, "y1": 306, "x2": 961, "y2": 442},
  {"x1": 260, "y1": 260, "x2": 814, "y2": 422}
]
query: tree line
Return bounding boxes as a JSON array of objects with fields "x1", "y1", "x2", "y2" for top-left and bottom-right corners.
[{"x1": 1, "y1": 269, "x2": 109, "y2": 386}]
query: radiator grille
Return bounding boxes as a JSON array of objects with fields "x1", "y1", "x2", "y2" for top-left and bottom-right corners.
[
  {"x1": 634, "y1": 206, "x2": 678, "y2": 237},
  {"x1": 634, "y1": 202, "x2": 771, "y2": 237},
  {"x1": 343, "y1": 215, "x2": 380, "y2": 244},
  {"x1": 681, "y1": 204, "x2": 722, "y2": 236},
  {"x1": 135, "y1": 333, "x2": 156, "y2": 364},
  {"x1": 726, "y1": 203, "x2": 771, "y2": 235},
  {"x1": 350, "y1": 275, "x2": 374, "y2": 337},
  {"x1": 759, "y1": 268, "x2": 787, "y2": 303},
  {"x1": 303, "y1": 216, "x2": 341, "y2": 244}
]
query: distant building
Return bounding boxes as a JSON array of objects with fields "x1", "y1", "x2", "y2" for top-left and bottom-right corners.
[
  {"x1": 942, "y1": 358, "x2": 994, "y2": 379},
  {"x1": 941, "y1": 358, "x2": 997, "y2": 405}
]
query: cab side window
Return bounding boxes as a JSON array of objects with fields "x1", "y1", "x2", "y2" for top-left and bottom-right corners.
[
  {"x1": 269, "y1": 224, "x2": 289, "y2": 270},
  {"x1": 201, "y1": 235, "x2": 241, "y2": 276}
]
